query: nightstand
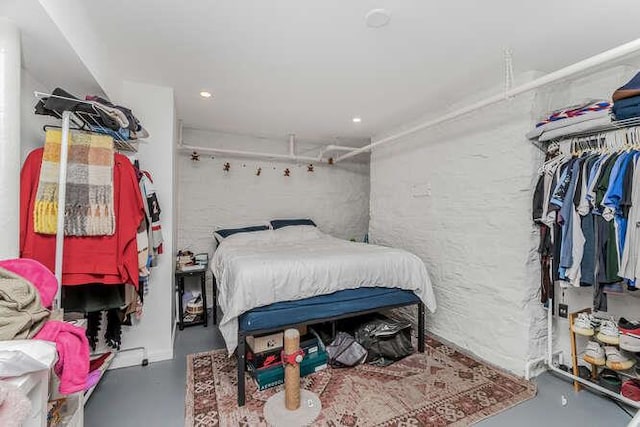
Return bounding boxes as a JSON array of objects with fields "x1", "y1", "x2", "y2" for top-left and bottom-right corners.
[{"x1": 175, "y1": 267, "x2": 210, "y2": 330}]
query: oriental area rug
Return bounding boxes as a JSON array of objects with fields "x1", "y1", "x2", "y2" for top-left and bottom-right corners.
[{"x1": 185, "y1": 337, "x2": 536, "y2": 426}]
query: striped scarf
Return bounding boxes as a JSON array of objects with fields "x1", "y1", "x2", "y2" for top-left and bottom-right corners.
[{"x1": 34, "y1": 129, "x2": 115, "y2": 236}]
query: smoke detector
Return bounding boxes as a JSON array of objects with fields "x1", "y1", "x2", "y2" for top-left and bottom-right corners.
[{"x1": 365, "y1": 9, "x2": 391, "y2": 28}]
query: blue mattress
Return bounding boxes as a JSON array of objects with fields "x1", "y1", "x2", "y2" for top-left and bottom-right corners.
[{"x1": 238, "y1": 287, "x2": 420, "y2": 333}]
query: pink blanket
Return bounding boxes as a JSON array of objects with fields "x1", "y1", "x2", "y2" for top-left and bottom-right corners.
[{"x1": 34, "y1": 321, "x2": 89, "y2": 394}]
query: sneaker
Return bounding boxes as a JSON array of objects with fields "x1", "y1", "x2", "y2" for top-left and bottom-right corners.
[
  {"x1": 583, "y1": 341, "x2": 606, "y2": 366},
  {"x1": 619, "y1": 317, "x2": 640, "y2": 335},
  {"x1": 605, "y1": 346, "x2": 636, "y2": 371},
  {"x1": 597, "y1": 319, "x2": 620, "y2": 345},
  {"x1": 572, "y1": 313, "x2": 595, "y2": 336},
  {"x1": 621, "y1": 380, "x2": 640, "y2": 401},
  {"x1": 621, "y1": 334, "x2": 640, "y2": 352},
  {"x1": 598, "y1": 369, "x2": 622, "y2": 393}
]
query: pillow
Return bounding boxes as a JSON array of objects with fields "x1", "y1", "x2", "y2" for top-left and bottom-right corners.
[
  {"x1": 270, "y1": 219, "x2": 316, "y2": 229},
  {"x1": 213, "y1": 224, "x2": 269, "y2": 242}
]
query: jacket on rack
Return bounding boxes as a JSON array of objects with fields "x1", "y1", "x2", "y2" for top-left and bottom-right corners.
[{"x1": 20, "y1": 148, "x2": 145, "y2": 287}]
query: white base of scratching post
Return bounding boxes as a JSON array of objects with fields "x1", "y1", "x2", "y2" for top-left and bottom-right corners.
[{"x1": 264, "y1": 389, "x2": 321, "y2": 426}]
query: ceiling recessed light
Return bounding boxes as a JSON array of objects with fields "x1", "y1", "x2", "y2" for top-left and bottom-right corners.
[
  {"x1": 365, "y1": 9, "x2": 391, "y2": 28},
  {"x1": 352, "y1": 117, "x2": 362, "y2": 123},
  {"x1": 200, "y1": 91, "x2": 212, "y2": 98}
]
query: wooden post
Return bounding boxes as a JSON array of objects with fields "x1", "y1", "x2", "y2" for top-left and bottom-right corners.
[{"x1": 284, "y1": 328, "x2": 300, "y2": 410}]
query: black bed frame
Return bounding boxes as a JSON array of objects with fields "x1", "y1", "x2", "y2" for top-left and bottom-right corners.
[{"x1": 235, "y1": 299, "x2": 425, "y2": 406}]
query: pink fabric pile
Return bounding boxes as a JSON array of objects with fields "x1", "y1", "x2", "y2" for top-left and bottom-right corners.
[{"x1": 0, "y1": 258, "x2": 90, "y2": 394}]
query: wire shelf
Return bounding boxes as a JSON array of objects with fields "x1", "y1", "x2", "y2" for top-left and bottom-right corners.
[
  {"x1": 34, "y1": 91, "x2": 139, "y2": 153},
  {"x1": 543, "y1": 116, "x2": 640, "y2": 144}
]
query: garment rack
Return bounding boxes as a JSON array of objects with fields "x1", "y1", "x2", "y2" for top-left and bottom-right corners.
[
  {"x1": 34, "y1": 91, "x2": 139, "y2": 307},
  {"x1": 534, "y1": 120, "x2": 640, "y2": 413},
  {"x1": 33, "y1": 93, "x2": 148, "y2": 404}
]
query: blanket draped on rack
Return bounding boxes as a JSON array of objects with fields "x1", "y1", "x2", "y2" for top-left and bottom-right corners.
[{"x1": 34, "y1": 129, "x2": 115, "y2": 236}]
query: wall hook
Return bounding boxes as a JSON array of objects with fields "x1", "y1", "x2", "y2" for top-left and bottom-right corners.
[
  {"x1": 190, "y1": 151, "x2": 200, "y2": 161},
  {"x1": 284, "y1": 168, "x2": 291, "y2": 177},
  {"x1": 256, "y1": 167, "x2": 262, "y2": 176},
  {"x1": 307, "y1": 164, "x2": 314, "y2": 172},
  {"x1": 223, "y1": 162, "x2": 231, "y2": 172}
]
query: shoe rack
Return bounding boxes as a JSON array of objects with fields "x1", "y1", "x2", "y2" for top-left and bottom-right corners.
[
  {"x1": 568, "y1": 308, "x2": 597, "y2": 391},
  {"x1": 569, "y1": 307, "x2": 640, "y2": 392}
]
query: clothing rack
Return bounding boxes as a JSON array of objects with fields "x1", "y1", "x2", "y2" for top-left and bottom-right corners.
[
  {"x1": 534, "y1": 119, "x2": 640, "y2": 411},
  {"x1": 34, "y1": 91, "x2": 139, "y2": 308},
  {"x1": 33, "y1": 91, "x2": 150, "y2": 405}
]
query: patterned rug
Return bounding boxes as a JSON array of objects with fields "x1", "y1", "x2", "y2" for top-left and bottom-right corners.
[{"x1": 185, "y1": 337, "x2": 536, "y2": 426}]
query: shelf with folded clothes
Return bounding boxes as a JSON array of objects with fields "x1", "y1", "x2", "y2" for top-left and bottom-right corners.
[{"x1": 34, "y1": 89, "x2": 149, "y2": 153}]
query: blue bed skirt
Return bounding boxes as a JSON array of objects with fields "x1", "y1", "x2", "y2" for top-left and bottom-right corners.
[{"x1": 238, "y1": 287, "x2": 420, "y2": 333}]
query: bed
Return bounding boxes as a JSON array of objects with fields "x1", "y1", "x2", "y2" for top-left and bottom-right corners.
[{"x1": 211, "y1": 225, "x2": 436, "y2": 406}]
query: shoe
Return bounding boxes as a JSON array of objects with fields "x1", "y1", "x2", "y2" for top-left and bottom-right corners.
[
  {"x1": 597, "y1": 319, "x2": 620, "y2": 345},
  {"x1": 619, "y1": 318, "x2": 640, "y2": 335},
  {"x1": 622, "y1": 380, "x2": 640, "y2": 401},
  {"x1": 621, "y1": 334, "x2": 640, "y2": 352},
  {"x1": 583, "y1": 341, "x2": 606, "y2": 366},
  {"x1": 598, "y1": 369, "x2": 622, "y2": 393},
  {"x1": 605, "y1": 346, "x2": 636, "y2": 371},
  {"x1": 572, "y1": 313, "x2": 595, "y2": 336}
]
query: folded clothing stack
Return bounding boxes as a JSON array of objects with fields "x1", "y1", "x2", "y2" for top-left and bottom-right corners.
[
  {"x1": 526, "y1": 99, "x2": 612, "y2": 142},
  {"x1": 613, "y1": 72, "x2": 640, "y2": 121}
]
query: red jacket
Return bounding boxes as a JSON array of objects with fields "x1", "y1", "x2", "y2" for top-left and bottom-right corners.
[{"x1": 20, "y1": 148, "x2": 144, "y2": 287}]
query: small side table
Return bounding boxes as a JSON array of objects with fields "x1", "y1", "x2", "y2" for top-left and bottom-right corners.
[{"x1": 175, "y1": 267, "x2": 209, "y2": 330}]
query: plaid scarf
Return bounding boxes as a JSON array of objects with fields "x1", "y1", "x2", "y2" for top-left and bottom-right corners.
[{"x1": 34, "y1": 129, "x2": 115, "y2": 236}]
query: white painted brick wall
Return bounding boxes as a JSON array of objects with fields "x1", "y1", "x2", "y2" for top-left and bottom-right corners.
[
  {"x1": 370, "y1": 93, "x2": 541, "y2": 374},
  {"x1": 370, "y1": 64, "x2": 640, "y2": 376},
  {"x1": 177, "y1": 128, "x2": 370, "y2": 303}
]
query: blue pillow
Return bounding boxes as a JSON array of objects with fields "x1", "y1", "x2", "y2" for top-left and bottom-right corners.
[
  {"x1": 214, "y1": 225, "x2": 269, "y2": 241},
  {"x1": 270, "y1": 219, "x2": 316, "y2": 229}
]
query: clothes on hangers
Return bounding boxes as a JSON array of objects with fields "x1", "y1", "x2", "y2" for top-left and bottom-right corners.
[
  {"x1": 533, "y1": 134, "x2": 640, "y2": 311},
  {"x1": 139, "y1": 170, "x2": 164, "y2": 265},
  {"x1": 20, "y1": 148, "x2": 144, "y2": 287}
]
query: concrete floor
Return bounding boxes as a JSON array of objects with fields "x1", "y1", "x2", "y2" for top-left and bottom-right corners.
[{"x1": 85, "y1": 315, "x2": 634, "y2": 427}]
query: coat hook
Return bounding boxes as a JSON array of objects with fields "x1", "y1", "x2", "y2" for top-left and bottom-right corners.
[
  {"x1": 328, "y1": 157, "x2": 334, "y2": 165},
  {"x1": 256, "y1": 167, "x2": 262, "y2": 176},
  {"x1": 307, "y1": 164, "x2": 314, "y2": 172},
  {"x1": 223, "y1": 162, "x2": 231, "y2": 172},
  {"x1": 284, "y1": 168, "x2": 291, "y2": 177},
  {"x1": 190, "y1": 151, "x2": 200, "y2": 161}
]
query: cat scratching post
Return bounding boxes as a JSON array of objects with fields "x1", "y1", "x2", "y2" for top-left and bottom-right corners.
[{"x1": 264, "y1": 328, "x2": 321, "y2": 426}]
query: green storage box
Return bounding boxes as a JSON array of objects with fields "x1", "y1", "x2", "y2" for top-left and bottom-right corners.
[{"x1": 248, "y1": 350, "x2": 328, "y2": 391}]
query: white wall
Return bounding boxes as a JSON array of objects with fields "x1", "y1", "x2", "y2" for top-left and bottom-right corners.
[
  {"x1": 370, "y1": 64, "x2": 640, "y2": 375},
  {"x1": 110, "y1": 80, "x2": 176, "y2": 368},
  {"x1": 370, "y1": 91, "x2": 540, "y2": 374},
  {"x1": 177, "y1": 128, "x2": 370, "y2": 303}
]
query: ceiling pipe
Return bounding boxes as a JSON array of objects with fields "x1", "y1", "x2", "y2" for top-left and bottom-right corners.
[
  {"x1": 316, "y1": 144, "x2": 361, "y2": 161},
  {"x1": 336, "y1": 37, "x2": 640, "y2": 163},
  {"x1": 288, "y1": 133, "x2": 296, "y2": 158},
  {"x1": 177, "y1": 142, "x2": 330, "y2": 164}
]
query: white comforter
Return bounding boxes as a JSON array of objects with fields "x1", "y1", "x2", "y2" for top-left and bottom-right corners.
[{"x1": 211, "y1": 226, "x2": 436, "y2": 353}]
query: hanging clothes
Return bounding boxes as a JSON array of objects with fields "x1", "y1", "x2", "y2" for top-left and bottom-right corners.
[
  {"x1": 532, "y1": 137, "x2": 640, "y2": 311},
  {"x1": 20, "y1": 148, "x2": 145, "y2": 287}
]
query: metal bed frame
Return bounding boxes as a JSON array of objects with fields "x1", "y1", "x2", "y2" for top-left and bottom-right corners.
[{"x1": 235, "y1": 298, "x2": 425, "y2": 406}]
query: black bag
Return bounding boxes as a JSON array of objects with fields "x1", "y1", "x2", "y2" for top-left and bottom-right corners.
[
  {"x1": 326, "y1": 332, "x2": 368, "y2": 367},
  {"x1": 354, "y1": 315, "x2": 413, "y2": 366}
]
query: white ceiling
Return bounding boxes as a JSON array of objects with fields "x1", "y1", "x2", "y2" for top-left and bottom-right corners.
[
  {"x1": 27, "y1": 1, "x2": 640, "y2": 141},
  {"x1": 0, "y1": 0, "x2": 103, "y2": 96}
]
